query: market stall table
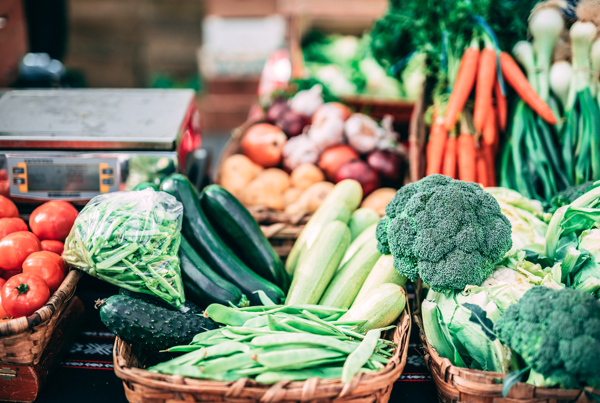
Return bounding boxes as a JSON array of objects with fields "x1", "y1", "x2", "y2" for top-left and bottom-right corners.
[{"x1": 30, "y1": 276, "x2": 437, "y2": 403}]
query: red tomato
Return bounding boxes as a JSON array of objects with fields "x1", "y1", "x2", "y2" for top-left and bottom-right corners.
[
  {"x1": 29, "y1": 201, "x2": 78, "y2": 241},
  {"x1": 1, "y1": 269, "x2": 22, "y2": 280},
  {"x1": 240, "y1": 123, "x2": 287, "y2": 167},
  {"x1": 0, "y1": 196, "x2": 18, "y2": 218},
  {"x1": 0, "y1": 232, "x2": 42, "y2": 270},
  {"x1": 0, "y1": 278, "x2": 5, "y2": 289},
  {"x1": 0, "y1": 283, "x2": 8, "y2": 319},
  {"x1": 0, "y1": 217, "x2": 28, "y2": 239},
  {"x1": 41, "y1": 240, "x2": 64, "y2": 255},
  {"x1": 2, "y1": 273, "x2": 50, "y2": 318},
  {"x1": 22, "y1": 252, "x2": 66, "y2": 293}
]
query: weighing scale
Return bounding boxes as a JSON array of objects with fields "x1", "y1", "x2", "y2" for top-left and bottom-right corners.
[{"x1": 0, "y1": 89, "x2": 201, "y2": 205}]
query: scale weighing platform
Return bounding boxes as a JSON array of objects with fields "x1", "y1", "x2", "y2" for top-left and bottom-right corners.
[{"x1": 0, "y1": 89, "x2": 200, "y2": 205}]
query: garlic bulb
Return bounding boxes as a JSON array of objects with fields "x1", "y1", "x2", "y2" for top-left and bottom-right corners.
[
  {"x1": 289, "y1": 85, "x2": 324, "y2": 117},
  {"x1": 282, "y1": 134, "x2": 321, "y2": 171},
  {"x1": 307, "y1": 116, "x2": 345, "y2": 150},
  {"x1": 344, "y1": 113, "x2": 382, "y2": 154}
]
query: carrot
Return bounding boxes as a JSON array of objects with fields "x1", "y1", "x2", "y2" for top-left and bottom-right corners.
[
  {"x1": 457, "y1": 133, "x2": 477, "y2": 182},
  {"x1": 482, "y1": 105, "x2": 497, "y2": 147},
  {"x1": 473, "y1": 47, "x2": 496, "y2": 133},
  {"x1": 499, "y1": 52, "x2": 557, "y2": 125},
  {"x1": 483, "y1": 143, "x2": 497, "y2": 187},
  {"x1": 494, "y1": 79, "x2": 507, "y2": 131},
  {"x1": 443, "y1": 43, "x2": 480, "y2": 131},
  {"x1": 476, "y1": 148, "x2": 489, "y2": 187},
  {"x1": 426, "y1": 122, "x2": 448, "y2": 176},
  {"x1": 442, "y1": 136, "x2": 457, "y2": 178}
]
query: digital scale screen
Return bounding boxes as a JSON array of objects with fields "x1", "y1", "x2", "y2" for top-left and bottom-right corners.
[{"x1": 27, "y1": 164, "x2": 101, "y2": 192}]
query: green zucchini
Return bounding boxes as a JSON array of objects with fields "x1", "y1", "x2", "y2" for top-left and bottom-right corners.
[
  {"x1": 160, "y1": 174, "x2": 285, "y2": 306},
  {"x1": 351, "y1": 255, "x2": 407, "y2": 309},
  {"x1": 100, "y1": 294, "x2": 216, "y2": 351},
  {"x1": 348, "y1": 208, "x2": 380, "y2": 241},
  {"x1": 318, "y1": 238, "x2": 381, "y2": 309},
  {"x1": 340, "y1": 222, "x2": 377, "y2": 266},
  {"x1": 133, "y1": 182, "x2": 159, "y2": 191},
  {"x1": 320, "y1": 179, "x2": 363, "y2": 211},
  {"x1": 286, "y1": 200, "x2": 352, "y2": 275},
  {"x1": 285, "y1": 221, "x2": 350, "y2": 305},
  {"x1": 179, "y1": 237, "x2": 249, "y2": 308},
  {"x1": 200, "y1": 185, "x2": 289, "y2": 291},
  {"x1": 340, "y1": 283, "x2": 406, "y2": 334}
]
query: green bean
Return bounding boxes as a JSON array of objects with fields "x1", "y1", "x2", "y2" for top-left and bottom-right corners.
[
  {"x1": 192, "y1": 329, "x2": 223, "y2": 343},
  {"x1": 282, "y1": 316, "x2": 343, "y2": 336},
  {"x1": 254, "y1": 290, "x2": 277, "y2": 306},
  {"x1": 204, "y1": 305, "x2": 258, "y2": 326},
  {"x1": 201, "y1": 352, "x2": 257, "y2": 374},
  {"x1": 342, "y1": 329, "x2": 380, "y2": 383},
  {"x1": 243, "y1": 315, "x2": 269, "y2": 328},
  {"x1": 267, "y1": 315, "x2": 301, "y2": 333},
  {"x1": 236, "y1": 304, "x2": 346, "y2": 318},
  {"x1": 255, "y1": 367, "x2": 344, "y2": 384},
  {"x1": 251, "y1": 333, "x2": 355, "y2": 354},
  {"x1": 255, "y1": 348, "x2": 344, "y2": 369}
]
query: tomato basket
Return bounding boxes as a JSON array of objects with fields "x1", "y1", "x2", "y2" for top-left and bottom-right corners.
[
  {"x1": 112, "y1": 305, "x2": 411, "y2": 403},
  {"x1": 0, "y1": 269, "x2": 82, "y2": 365}
]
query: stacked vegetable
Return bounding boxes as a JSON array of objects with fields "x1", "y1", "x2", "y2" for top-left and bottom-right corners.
[
  {"x1": 221, "y1": 84, "x2": 407, "y2": 215},
  {"x1": 0, "y1": 198, "x2": 77, "y2": 323}
]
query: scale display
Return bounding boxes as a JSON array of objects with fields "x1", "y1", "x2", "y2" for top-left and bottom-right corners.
[{"x1": 27, "y1": 164, "x2": 101, "y2": 192}]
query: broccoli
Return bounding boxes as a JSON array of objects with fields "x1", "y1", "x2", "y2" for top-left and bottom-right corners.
[
  {"x1": 376, "y1": 174, "x2": 512, "y2": 291},
  {"x1": 548, "y1": 181, "x2": 597, "y2": 213},
  {"x1": 494, "y1": 286, "x2": 600, "y2": 389}
]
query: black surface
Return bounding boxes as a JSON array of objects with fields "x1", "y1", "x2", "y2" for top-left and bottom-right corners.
[{"x1": 31, "y1": 276, "x2": 437, "y2": 403}]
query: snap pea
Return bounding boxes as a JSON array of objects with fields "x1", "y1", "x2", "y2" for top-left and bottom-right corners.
[
  {"x1": 204, "y1": 304, "x2": 258, "y2": 326},
  {"x1": 243, "y1": 315, "x2": 269, "y2": 328},
  {"x1": 266, "y1": 315, "x2": 302, "y2": 333},
  {"x1": 255, "y1": 348, "x2": 344, "y2": 369},
  {"x1": 342, "y1": 329, "x2": 381, "y2": 383},
  {"x1": 192, "y1": 329, "x2": 223, "y2": 343},
  {"x1": 255, "y1": 367, "x2": 344, "y2": 384},
  {"x1": 251, "y1": 333, "x2": 355, "y2": 354},
  {"x1": 281, "y1": 317, "x2": 342, "y2": 336},
  {"x1": 200, "y1": 352, "x2": 257, "y2": 373}
]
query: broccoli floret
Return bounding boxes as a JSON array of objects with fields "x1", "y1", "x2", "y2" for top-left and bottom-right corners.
[
  {"x1": 375, "y1": 174, "x2": 512, "y2": 291},
  {"x1": 494, "y1": 286, "x2": 600, "y2": 390}
]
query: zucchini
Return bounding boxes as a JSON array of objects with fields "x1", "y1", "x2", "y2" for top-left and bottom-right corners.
[
  {"x1": 318, "y1": 238, "x2": 381, "y2": 309},
  {"x1": 351, "y1": 255, "x2": 407, "y2": 308},
  {"x1": 100, "y1": 294, "x2": 216, "y2": 351},
  {"x1": 286, "y1": 200, "x2": 352, "y2": 275},
  {"x1": 340, "y1": 283, "x2": 406, "y2": 334},
  {"x1": 340, "y1": 222, "x2": 377, "y2": 266},
  {"x1": 348, "y1": 208, "x2": 380, "y2": 241},
  {"x1": 200, "y1": 185, "x2": 289, "y2": 291},
  {"x1": 179, "y1": 237, "x2": 249, "y2": 308},
  {"x1": 320, "y1": 179, "x2": 363, "y2": 211},
  {"x1": 133, "y1": 182, "x2": 159, "y2": 191},
  {"x1": 160, "y1": 174, "x2": 285, "y2": 306},
  {"x1": 285, "y1": 221, "x2": 350, "y2": 305}
]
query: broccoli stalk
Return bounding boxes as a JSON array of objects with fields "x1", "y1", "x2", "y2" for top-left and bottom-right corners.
[{"x1": 376, "y1": 175, "x2": 512, "y2": 291}]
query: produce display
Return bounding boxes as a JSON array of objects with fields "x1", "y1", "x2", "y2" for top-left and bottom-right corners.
[
  {"x1": 220, "y1": 84, "x2": 406, "y2": 214},
  {"x1": 0, "y1": 198, "x2": 74, "y2": 322}
]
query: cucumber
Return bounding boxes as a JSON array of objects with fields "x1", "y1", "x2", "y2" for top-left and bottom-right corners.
[
  {"x1": 351, "y1": 255, "x2": 408, "y2": 308},
  {"x1": 286, "y1": 200, "x2": 352, "y2": 275},
  {"x1": 133, "y1": 182, "x2": 159, "y2": 191},
  {"x1": 340, "y1": 222, "x2": 377, "y2": 266},
  {"x1": 160, "y1": 174, "x2": 285, "y2": 306},
  {"x1": 118, "y1": 288, "x2": 203, "y2": 316},
  {"x1": 348, "y1": 208, "x2": 380, "y2": 241},
  {"x1": 318, "y1": 238, "x2": 381, "y2": 309},
  {"x1": 100, "y1": 294, "x2": 216, "y2": 351},
  {"x1": 179, "y1": 237, "x2": 249, "y2": 308},
  {"x1": 200, "y1": 185, "x2": 289, "y2": 291},
  {"x1": 285, "y1": 221, "x2": 350, "y2": 305},
  {"x1": 340, "y1": 283, "x2": 406, "y2": 334}
]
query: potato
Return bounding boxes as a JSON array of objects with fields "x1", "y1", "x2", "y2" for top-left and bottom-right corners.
[
  {"x1": 285, "y1": 181, "x2": 334, "y2": 216},
  {"x1": 241, "y1": 179, "x2": 286, "y2": 210},
  {"x1": 220, "y1": 154, "x2": 263, "y2": 198},
  {"x1": 284, "y1": 187, "x2": 303, "y2": 207},
  {"x1": 290, "y1": 163, "x2": 325, "y2": 190},
  {"x1": 361, "y1": 188, "x2": 397, "y2": 216},
  {"x1": 254, "y1": 168, "x2": 291, "y2": 193}
]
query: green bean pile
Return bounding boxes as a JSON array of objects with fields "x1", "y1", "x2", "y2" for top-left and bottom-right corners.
[
  {"x1": 63, "y1": 189, "x2": 185, "y2": 307},
  {"x1": 150, "y1": 298, "x2": 396, "y2": 384}
]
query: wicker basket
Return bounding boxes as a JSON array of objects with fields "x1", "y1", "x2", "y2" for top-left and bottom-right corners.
[
  {"x1": 413, "y1": 310, "x2": 599, "y2": 403},
  {"x1": 0, "y1": 269, "x2": 82, "y2": 365},
  {"x1": 112, "y1": 306, "x2": 411, "y2": 403}
]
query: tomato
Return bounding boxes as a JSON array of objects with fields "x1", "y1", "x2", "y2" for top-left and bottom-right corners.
[
  {"x1": 29, "y1": 201, "x2": 78, "y2": 241},
  {"x1": 0, "y1": 232, "x2": 42, "y2": 270},
  {"x1": 22, "y1": 252, "x2": 66, "y2": 293},
  {"x1": 0, "y1": 196, "x2": 18, "y2": 218},
  {"x1": 41, "y1": 240, "x2": 64, "y2": 255},
  {"x1": 0, "y1": 280, "x2": 9, "y2": 319},
  {"x1": 0, "y1": 217, "x2": 28, "y2": 239},
  {"x1": 0, "y1": 278, "x2": 5, "y2": 289},
  {"x1": 2, "y1": 273, "x2": 50, "y2": 318},
  {"x1": 1, "y1": 269, "x2": 22, "y2": 280}
]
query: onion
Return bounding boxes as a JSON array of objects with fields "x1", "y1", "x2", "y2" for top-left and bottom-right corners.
[
  {"x1": 266, "y1": 98, "x2": 290, "y2": 124},
  {"x1": 318, "y1": 145, "x2": 359, "y2": 181},
  {"x1": 367, "y1": 150, "x2": 405, "y2": 187},
  {"x1": 276, "y1": 109, "x2": 311, "y2": 137},
  {"x1": 335, "y1": 160, "x2": 381, "y2": 196}
]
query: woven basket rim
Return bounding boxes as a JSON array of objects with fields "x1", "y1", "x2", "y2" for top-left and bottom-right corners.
[
  {"x1": 112, "y1": 305, "x2": 411, "y2": 401},
  {"x1": 0, "y1": 269, "x2": 83, "y2": 337},
  {"x1": 412, "y1": 309, "x2": 600, "y2": 401}
]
